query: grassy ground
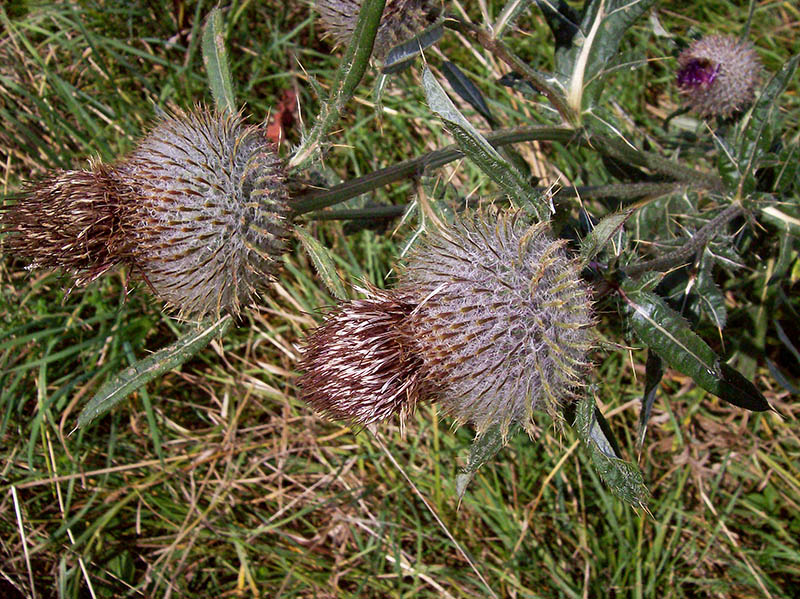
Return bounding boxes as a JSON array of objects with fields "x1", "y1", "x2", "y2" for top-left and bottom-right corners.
[{"x1": 1, "y1": 0, "x2": 799, "y2": 597}]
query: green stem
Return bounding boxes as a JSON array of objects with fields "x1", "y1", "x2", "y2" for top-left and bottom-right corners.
[
  {"x1": 625, "y1": 201, "x2": 744, "y2": 277},
  {"x1": 303, "y1": 182, "x2": 687, "y2": 221},
  {"x1": 595, "y1": 134, "x2": 726, "y2": 192},
  {"x1": 288, "y1": 0, "x2": 386, "y2": 170},
  {"x1": 291, "y1": 126, "x2": 578, "y2": 215}
]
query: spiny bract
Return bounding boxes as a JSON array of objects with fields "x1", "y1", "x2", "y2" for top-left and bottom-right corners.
[
  {"x1": 677, "y1": 34, "x2": 761, "y2": 117},
  {"x1": 315, "y1": 0, "x2": 441, "y2": 61},
  {"x1": 298, "y1": 288, "x2": 429, "y2": 426},
  {"x1": 400, "y1": 212, "x2": 594, "y2": 437},
  {"x1": 117, "y1": 108, "x2": 289, "y2": 318}
]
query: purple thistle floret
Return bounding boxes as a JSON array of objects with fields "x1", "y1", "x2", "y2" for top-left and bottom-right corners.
[{"x1": 677, "y1": 59, "x2": 720, "y2": 88}]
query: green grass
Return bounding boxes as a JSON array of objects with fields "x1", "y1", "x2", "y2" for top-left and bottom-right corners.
[{"x1": 2, "y1": 0, "x2": 799, "y2": 597}]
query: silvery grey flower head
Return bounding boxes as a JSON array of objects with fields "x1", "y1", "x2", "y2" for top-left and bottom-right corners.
[
  {"x1": 401, "y1": 212, "x2": 594, "y2": 436},
  {"x1": 677, "y1": 34, "x2": 761, "y2": 117},
  {"x1": 1, "y1": 107, "x2": 290, "y2": 319},
  {"x1": 315, "y1": 0, "x2": 441, "y2": 61},
  {"x1": 298, "y1": 211, "x2": 594, "y2": 437},
  {"x1": 116, "y1": 108, "x2": 289, "y2": 319}
]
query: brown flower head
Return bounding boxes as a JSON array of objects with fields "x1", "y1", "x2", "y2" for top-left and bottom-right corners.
[{"x1": 298, "y1": 287, "x2": 430, "y2": 426}]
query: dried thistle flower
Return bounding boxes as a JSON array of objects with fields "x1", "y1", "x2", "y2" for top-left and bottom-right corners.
[
  {"x1": 298, "y1": 211, "x2": 594, "y2": 437},
  {"x1": 677, "y1": 34, "x2": 761, "y2": 117},
  {"x1": 116, "y1": 108, "x2": 289, "y2": 318},
  {"x1": 1, "y1": 165, "x2": 128, "y2": 287},
  {"x1": 1, "y1": 107, "x2": 290, "y2": 319},
  {"x1": 315, "y1": 0, "x2": 441, "y2": 61},
  {"x1": 298, "y1": 287, "x2": 430, "y2": 425},
  {"x1": 402, "y1": 213, "x2": 594, "y2": 436}
]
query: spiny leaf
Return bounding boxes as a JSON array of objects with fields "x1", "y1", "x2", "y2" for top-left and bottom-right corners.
[
  {"x1": 441, "y1": 61, "x2": 495, "y2": 125},
  {"x1": 455, "y1": 423, "x2": 519, "y2": 501},
  {"x1": 382, "y1": 22, "x2": 444, "y2": 74},
  {"x1": 202, "y1": 7, "x2": 236, "y2": 115},
  {"x1": 622, "y1": 285, "x2": 771, "y2": 412},
  {"x1": 637, "y1": 350, "x2": 663, "y2": 451},
  {"x1": 579, "y1": 208, "x2": 632, "y2": 265},
  {"x1": 422, "y1": 67, "x2": 548, "y2": 219},
  {"x1": 77, "y1": 316, "x2": 233, "y2": 429},
  {"x1": 574, "y1": 393, "x2": 648, "y2": 506}
]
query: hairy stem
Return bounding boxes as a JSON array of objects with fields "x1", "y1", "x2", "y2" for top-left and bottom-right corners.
[
  {"x1": 291, "y1": 126, "x2": 579, "y2": 215},
  {"x1": 303, "y1": 182, "x2": 688, "y2": 221},
  {"x1": 288, "y1": 0, "x2": 386, "y2": 170},
  {"x1": 625, "y1": 201, "x2": 745, "y2": 277}
]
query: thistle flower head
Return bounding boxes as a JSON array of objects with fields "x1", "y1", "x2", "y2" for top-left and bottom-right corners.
[
  {"x1": 298, "y1": 288, "x2": 430, "y2": 426},
  {"x1": 0, "y1": 165, "x2": 128, "y2": 287},
  {"x1": 315, "y1": 0, "x2": 441, "y2": 61},
  {"x1": 298, "y1": 211, "x2": 595, "y2": 437},
  {"x1": 401, "y1": 213, "x2": 594, "y2": 436},
  {"x1": 1, "y1": 107, "x2": 290, "y2": 319},
  {"x1": 677, "y1": 35, "x2": 761, "y2": 117},
  {"x1": 117, "y1": 108, "x2": 289, "y2": 318}
]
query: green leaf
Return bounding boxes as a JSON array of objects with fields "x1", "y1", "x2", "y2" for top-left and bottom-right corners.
[
  {"x1": 422, "y1": 67, "x2": 548, "y2": 219},
  {"x1": 494, "y1": 0, "x2": 536, "y2": 37},
  {"x1": 202, "y1": 7, "x2": 236, "y2": 114},
  {"x1": 381, "y1": 21, "x2": 444, "y2": 74},
  {"x1": 455, "y1": 423, "x2": 519, "y2": 501},
  {"x1": 77, "y1": 316, "x2": 233, "y2": 429},
  {"x1": 579, "y1": 208, "x2": 632, "y2": 265},
  {"x1": 696, "y1": 261, "x2": 727, "y2": 329},
  {"x1": 574, "y1": 393, "x2": 648, "y2": 506},
  {"x1": 621, "y1": 285, "x2": 771, "y2": 412},
  {"x1": 441, "y1": 61, "x2": 495, "y2": 126},
  {"x1": 636, "y1": 350, "x2": 663, "y2": 451},
  {"x1": 295, "y1": 226, "x2": 348, "y2": 300},
  {"x1": 559, "y1": 0, "x2": 657, "y2": 112}
]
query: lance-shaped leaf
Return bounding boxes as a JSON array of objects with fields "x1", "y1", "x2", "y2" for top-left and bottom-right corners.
[
  {"x1": 636, "y1": 350, "x2": 663, "y2": 451},
  {"x1": 422, "y1": 67, "x2": 548, "y2": 219},
  {"x1": 382, "y1": 21, "x2": 444, "y2": 74},
  {"x1": 573, "y1": 393, "x2": 648, "y2": 506},
  {"x1": 77, "y1": 316, "x2": 233, "y2": 429},
  {"x1": 547, "y1": 0, "x2": 656, "y2": 112},
  {"x1": 441, "y1": 61, "x2": 495, "y2": 125},
  {"x1": 202, "y1": 7, "x2": 236, "y2": 115},
  {"x1": 621, "y1": 284, "x2": 771, "y2": 412},
  {"x1": 295, "y1": 226, "x2": 348, "y2": 300}
]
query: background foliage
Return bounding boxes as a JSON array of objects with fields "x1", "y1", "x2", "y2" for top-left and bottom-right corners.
[{"x1": 1, "y1": 0, "x2": 799, "y2": 597}]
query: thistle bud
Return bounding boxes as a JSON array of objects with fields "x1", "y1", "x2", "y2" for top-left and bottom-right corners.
[
  {"x1": 298, "y1": 212, "x2": 594, "y2": 437},
  {"x1": 676, "y1": 35, "x2": 761, "y2": 117},
  {"x1": 1, "y1": 107, "x2": 290, "y2": 319},
  {"x1": 315, "y1": 0, "x2": 441, "y2": 61}
]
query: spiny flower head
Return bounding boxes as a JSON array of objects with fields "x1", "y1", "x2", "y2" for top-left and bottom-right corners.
[
  {"x1": 677, "y1": 34, "x2": 761, "y2": 117},
  {"x1": 116, "y1": 108, "x2": 289, "y2": 318},
  {"x1": 315, "y1": 0, "x2": 441, "y2": 61},
  {"x1": 298, "y1": 211, "x2": 595, "y2": 437},
  {"x1": 1, "y1": 107, "x2": 290, "y2": 319},
  {"x1": 400, "y1": 212, "x2": 594, "y2": 436},
  {"x1": 299, "y1": 287, "x2": 430, "y2": 425}
]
